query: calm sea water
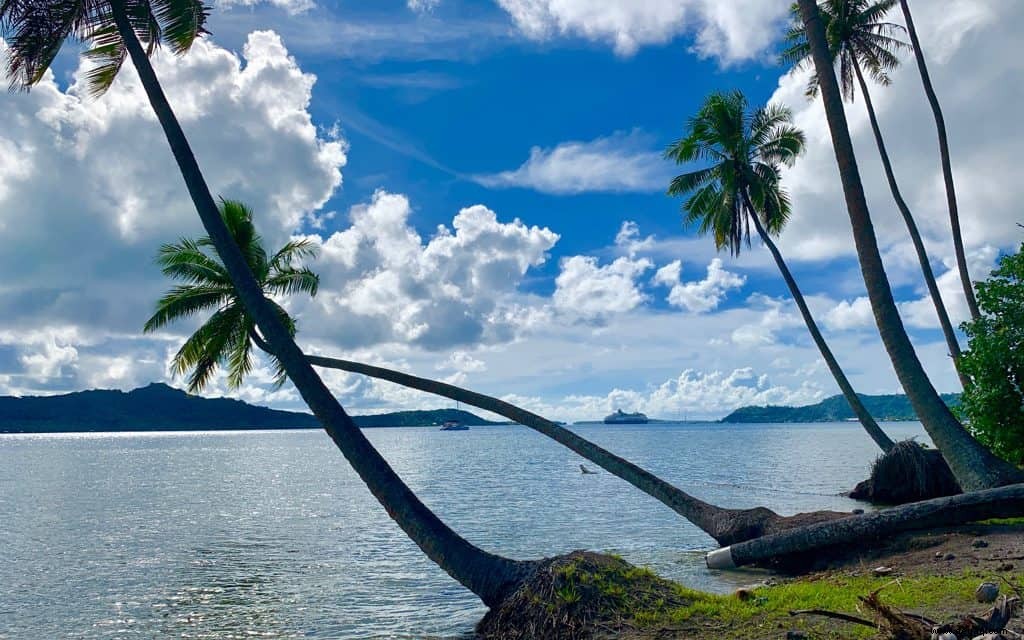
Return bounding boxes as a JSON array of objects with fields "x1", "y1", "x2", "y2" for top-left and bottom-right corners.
[{"x1": 0, "y1": 421, "x2": 928, "y2": 639}]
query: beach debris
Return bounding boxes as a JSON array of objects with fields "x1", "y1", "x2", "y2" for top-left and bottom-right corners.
[
  {"x1": 735, "y1": 587, "x2": 755, "y2": 601},
  {"x1": 874, "y1": 566, "x2": 895, "y2": 577},
  {"x1": 973, "y1": 539, "x2": 990, "y2": 549},
  {"x1": 976, "y1": 582, "x2": 1000, "y2": 604}
]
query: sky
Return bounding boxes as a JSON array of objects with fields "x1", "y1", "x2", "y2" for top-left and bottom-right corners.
[{"x1": 0, "y1": 0, "x2": 1021, "y2": 421}]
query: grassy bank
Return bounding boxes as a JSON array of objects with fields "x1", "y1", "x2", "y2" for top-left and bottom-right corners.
[{"x1": 478, "y1": 522, "x2": 1024, "y2": 639}]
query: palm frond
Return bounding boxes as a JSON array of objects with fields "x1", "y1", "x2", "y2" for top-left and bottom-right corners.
[
  {"x1": 144, "y1": 284, "x2": 233, "y2": 332},
  {"x1": 266, "y1": 267, "x2": 320, "y2": 297}
]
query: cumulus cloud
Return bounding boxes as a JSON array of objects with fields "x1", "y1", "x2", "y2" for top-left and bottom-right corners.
[
  {"x1": 302, "y1": 190, "x2": 559, "y2": 350},
  {"x1": 504, "y1": 368, "x2": 824, "y2": 422},
  {"x1": 653, "y1": 258, "x2": 746, "y2": 313},
  {"x1": 553, "y1": 255, "x2": 652, "y2": 319},
  {"x1": 475, "y1": 131, "x2": 670, "y2": 194},
  {"x1": 0, "y1": 32, "x2": 345, "y2": 394},
  {"x1": 496, "y1": 0, "x2": 790, "y2": 61}
]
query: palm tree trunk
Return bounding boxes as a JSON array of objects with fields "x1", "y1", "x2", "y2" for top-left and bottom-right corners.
[
  {"x1": 851, "y1": 60, "x2": 968, "y2": 389},
  {"x1": 794, "y1": 0, "x2": 1024, "y2": 492},
  {"x1": 246, "y1": 331, "x2": 826, "y2": 546},
  {"x1": 742, "y1": 193, "x2": 895, "y2": 452},
  {"x1": 899, "y1": 0, "x2": 980, "y2": 322},
  {"x1": 110, "y1": 1, "x2": 532, "y2": 607},
  {"x1": 707, "y1": 482, "x2": 1024, "y2": 569}
]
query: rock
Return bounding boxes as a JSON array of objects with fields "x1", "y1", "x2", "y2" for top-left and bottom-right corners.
[
  {"x1": 873, "y1": 566, "x2": 894, "y2": 577},
  {"x1": 935, "y1": 633, "x2": 957, "y2": 640},
  {"x1": 786, "y1": 631, "x2": 807, "y2": 640},
  {"x1": 970, "y1": 635, "x2": 1001, "y2": 640},
  {"x1": 935, "y1": 551, "x2": 945, "y2": 558},
  {"x1": 852, "y1": 508, "x2": 865, "y2": 515},
  {"x1": 998, "y1": 562, "x2": 1014, "y2": 571},
  {"x1": 972, "y1": 538, "x2": 990, "y2": 548},
  {"x1": 944, "y1": 553, "x2": 957, "y2": 561},
  {"x1": 975, "y1": 581, "x2": 999, "y2": 603}
]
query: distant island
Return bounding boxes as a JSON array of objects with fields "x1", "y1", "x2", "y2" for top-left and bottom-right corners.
[
  {"x1": 0, "y1": 382, "x2": 502, "y2": 434},
  {"x1": 720, "y1": 393, "x2": 960, "y2": 424}
]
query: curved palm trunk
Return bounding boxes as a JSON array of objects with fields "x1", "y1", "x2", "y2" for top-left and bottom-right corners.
[
  {"x1": 794, "y1": 0, "x2": 1024, "y2": 492},
  {"x1": 851, "y1": 61, "x2": 968, "y2": 389},
  {"x1": 742, "y1": 194, "x2": 895, "y2": 452},
  {"x1": 707, "y1": 482, "x2": 1024, "y2": 569},
  {"x1": 247, "y1": 330, "x2": 820, "y2": 546},
  {"x1": 111, "y1": 1, "x2": 532, "y2": 607},
  {"x1": 899, "y1": 0, "x2": 980, "y2": 322}
]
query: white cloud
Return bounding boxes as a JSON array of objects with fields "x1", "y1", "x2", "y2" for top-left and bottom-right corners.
[
  {"x1": 407, "y1": 0, "x2": 441, "y2": 12},
  {"x1": 824, "y1": 297, "x2": 875, "y2": 332},
  {"x1": 475, "y1": 131, "x2": 669, "y2": 194},
  {"x1": 615, "y1": 220, "x2": 656, "y2": 257},
  {"x1": 553, "y1": 255, "x2": 652, "y2": 319},
  {"x1": 0, "y1": 32, "x2": 345, "y2": 394},
  {"x1": 495, "y1": 0, "x2": 790, "y2": 62},
  {"x1": 215, "y1": 0, "x2": 314, "y2": 15},
  {"x1": 302, "y1": 190, "x2": 559, "y2": 350},
  {"x1": 653, "y1": 258, "x2": 745, "y2": 313}
]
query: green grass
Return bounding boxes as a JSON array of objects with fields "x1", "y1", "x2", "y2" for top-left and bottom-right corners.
[
  {"x1": 628, "y1": 570, "x2": 1016, "y2": 639},
  {"x1": 978, "y1": 517, "x2": 1024, "y2": 526}
]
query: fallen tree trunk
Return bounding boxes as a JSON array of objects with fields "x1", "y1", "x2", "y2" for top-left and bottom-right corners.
[{"x1": 707, "y1": 483, "x2": 1024, "y2": 569}]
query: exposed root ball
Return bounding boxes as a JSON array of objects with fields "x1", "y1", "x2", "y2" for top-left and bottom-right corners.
[
  {"x1": 476, "y1": 551, "x2": 688, "y2": 640},
  {"x1": 850, "y1": 440, "x2": 961, "y2": 505}
]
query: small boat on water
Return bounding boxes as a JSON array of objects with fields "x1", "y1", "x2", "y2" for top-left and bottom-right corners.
[
  {"x1": 440, "y1": 420, "x2": 469, "y2": 431},
  {"x1": 603, "y1": 409, "x2": 649, "y2": 424}
]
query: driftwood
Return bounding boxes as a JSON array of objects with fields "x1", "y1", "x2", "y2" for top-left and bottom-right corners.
[
  {"x1": 707, "y1": 484, "x2": 1024, "y2": 569},
  {"x1": 790, "y1": 587, "x2": 1019, "y2": 640}
]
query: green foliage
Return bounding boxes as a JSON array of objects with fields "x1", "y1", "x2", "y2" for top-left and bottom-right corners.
[
  {"x1": 1, "y1": 0, "x2": 209, "y2": 96},
  {"x1": 958, "y1": 244, "x2": 1024, "y2": 466},
  {"x1": 781, "y1": 0, "x2": 908, "y2": 101},
  {"x1": 665, "y1": 90, "x2": 805, "y2": 256},
  {"x1": 722, "y1": 392, "x2": 960, "y2": 423},
  {"x1": 144, "y1": 199, "x2": 319, "y2": 392}
]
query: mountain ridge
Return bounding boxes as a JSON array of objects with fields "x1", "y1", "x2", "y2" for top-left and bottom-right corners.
[
  {"x1": 0, "y1": 382, "x2": 501, "y2": 433},
  {"x1": 720, "y1": 392, "x2": 961, "y2": 423}
]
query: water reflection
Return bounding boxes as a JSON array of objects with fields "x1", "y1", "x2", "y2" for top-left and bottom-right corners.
[{"x1": 1, "y1": 422, "x2": 926, "y2": 638}]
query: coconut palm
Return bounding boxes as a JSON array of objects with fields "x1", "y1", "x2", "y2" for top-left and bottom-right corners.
[
  {"x1": 898, "y1": 0, "x2": 979, "y2": 321},
  {"x1": 143, "y1": 199, "x2": 319, "y2": 392},
  {"x1": 792, "y1": 0, "x2": 1023, "y2": 491},
  {"x1": 146, "y1": 200, "x2": 844, "y2": 546},
  {"x1": 666, "y1": 90, "x2": 895, "y2": 454},
  {"x1": 1, "y1": 0, "x2": 532, "y2": 606},
  {"x1": 782, "y1": 0, "x2": 968, "y2": 388}
]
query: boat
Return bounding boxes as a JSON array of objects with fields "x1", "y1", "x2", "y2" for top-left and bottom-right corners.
[
  {"x1": 603, "y1": 409, "x2": 649, "y2": 424},
  {"x1": 440, "y1": 420, "x2": 469, "y2": 431}
]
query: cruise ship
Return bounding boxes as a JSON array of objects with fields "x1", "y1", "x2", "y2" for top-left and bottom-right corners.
[{"x1": 603, "y1": 409, "x2": 649, "y2": 424}]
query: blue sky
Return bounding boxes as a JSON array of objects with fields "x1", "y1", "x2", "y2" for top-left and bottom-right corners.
[{"x1": 1, "y1": 0, "x2": 1020, "y2": 420}]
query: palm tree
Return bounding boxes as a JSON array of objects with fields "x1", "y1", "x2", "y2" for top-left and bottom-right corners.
[
  {"x1": 1, "y1": 0, "x2": 531, "y2": 606},
  {"x1": 793, "y1": 0, "x2": 1023, "y2": 491},
  {"x1": 665, "y1": 90, "x2": 895, "y2": 454},
  {"x1": 782, "y1": 0, "x2": 968, "y2": 388},
  {"x1": 898, "y1": 0, "x2": 979, "y2": 321},
  {"x1": 146, "y1": 200, "x2": 844, "y2": 546}
]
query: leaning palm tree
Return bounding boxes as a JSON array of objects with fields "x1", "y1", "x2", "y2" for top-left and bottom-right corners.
[
  {"x1": 898, "y1": 0, "x2": 979, "y2": 321},
  {"x1": 792, "y1": 0, "x2": 1023, "y2": 491},
  {"x1": 1, "y1": 0, "x2": 531, "y2": 606},
  {"x1": 145, "y1": 199, "x2": 846, "y2": 547},
  {"x1": 782, "y1": 0, "x2": 968, "y2": 388},
  {"x1": 665, "y1": 90, "x2": 895, "y2": 454}
]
